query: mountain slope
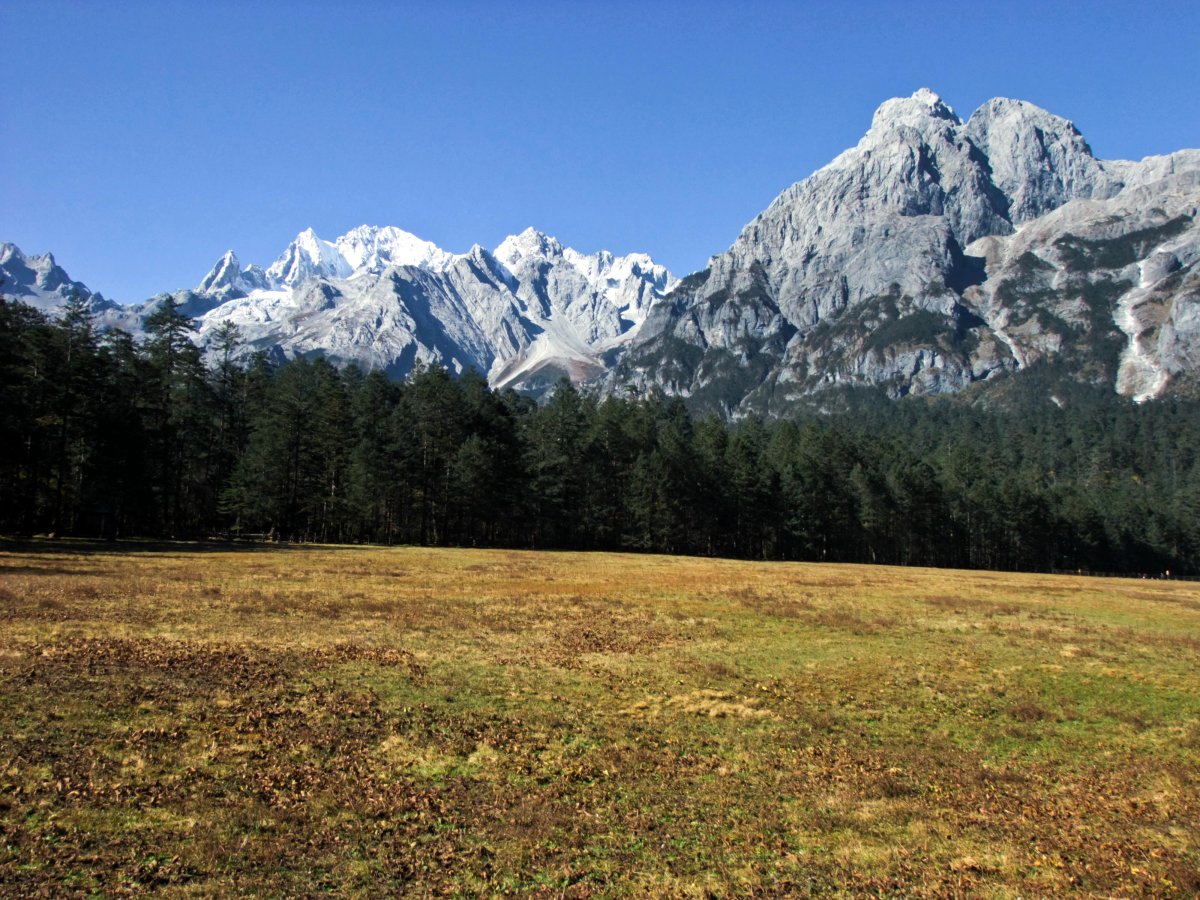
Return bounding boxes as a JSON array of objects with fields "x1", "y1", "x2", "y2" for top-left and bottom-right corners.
[{"x1": 611, "y1": 90, "x2": 1200, "y2": 413}]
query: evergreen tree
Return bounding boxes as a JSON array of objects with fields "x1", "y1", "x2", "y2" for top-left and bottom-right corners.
[
  {"x1": 141, "y1": 296, "x2": 214, "y2": 535},
  {"x1": 523, "y1": 378, "x2": 590, "y2": 548}
]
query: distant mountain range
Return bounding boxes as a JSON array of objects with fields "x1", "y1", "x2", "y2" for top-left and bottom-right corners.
[
  {"x1": 5, "y1": 89, "x2": 1198, "y2": 411},
  {"x1": 0, "y1": 225, "x2": 675, "y2": 395}
]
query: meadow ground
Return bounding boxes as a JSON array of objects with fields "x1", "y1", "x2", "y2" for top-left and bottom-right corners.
[{"x1": 1, "y1": 541, "x2": 1198, "y2": 897}]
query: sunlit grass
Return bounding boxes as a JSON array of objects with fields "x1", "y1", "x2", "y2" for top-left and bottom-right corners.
[{"x1": 1, "y1": 541, "x2": 1198, "y2": 895}]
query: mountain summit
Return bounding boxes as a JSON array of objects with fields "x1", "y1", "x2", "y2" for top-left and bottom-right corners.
[{"x1": 614, "y1": 89, "x2": 1200, "y2": 412}]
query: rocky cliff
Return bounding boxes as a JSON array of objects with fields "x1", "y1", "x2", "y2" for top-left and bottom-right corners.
[{"x1": 611, "y1": 90, "x2": 1200, "y2": 413}]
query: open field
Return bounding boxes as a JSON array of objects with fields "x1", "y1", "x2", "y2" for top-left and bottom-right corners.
[{"x1": 1, "y1": 542, "x2": 1198, "y2": 896}]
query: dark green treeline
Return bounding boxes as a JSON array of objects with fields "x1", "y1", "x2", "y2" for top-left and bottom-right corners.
[{"x1": 2, "y1": 295, "x2": 1198, "y2": 574}]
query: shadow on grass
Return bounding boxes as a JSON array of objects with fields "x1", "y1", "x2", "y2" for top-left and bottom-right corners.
[
  {"x1": 0, "y1": 536, "x2": 316, "y2": 557},
  {"x1": 0, "y1": 563, "x2": 120, "y2": 576}
]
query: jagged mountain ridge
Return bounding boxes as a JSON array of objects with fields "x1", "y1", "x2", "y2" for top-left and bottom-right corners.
[
  {"x1": 5, "y1": 89, "x2": 1198, "y2": 409},
  {"x1": 0, "y1": 243, "x2": 117, "y2": 314},
  {"x1": 613, "y1": 89, "x2": 1200, "y2": 412},
  {"x1": 180, "y1": 224, "x2": 677, "y2": 390}
]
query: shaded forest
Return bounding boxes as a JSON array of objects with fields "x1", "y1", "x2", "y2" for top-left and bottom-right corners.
[{"x1": 2, "y1": 294, "x2": 1198, "y2": 574}]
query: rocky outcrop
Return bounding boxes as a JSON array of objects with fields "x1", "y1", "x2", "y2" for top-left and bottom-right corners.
[{"x1": 964, "y1": 161, "x2": 1200, "y2": 400}]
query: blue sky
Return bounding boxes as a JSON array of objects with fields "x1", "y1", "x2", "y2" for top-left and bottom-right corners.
[{"x1": 2, "y1": 0, "x2": 1198, "y2": 303}]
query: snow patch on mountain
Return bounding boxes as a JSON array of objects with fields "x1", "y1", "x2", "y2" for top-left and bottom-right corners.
[{"x1": 335, "y1": 225, "x2": 458, "y2": 276}]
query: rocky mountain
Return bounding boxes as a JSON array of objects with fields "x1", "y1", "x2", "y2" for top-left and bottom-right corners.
[
  {"x1": 0, "y1": 242, "x2": 116, "y2": 315},
  {"x1": 186, "y1": 225, "x2": 675, "y2": 390},
  {"x1": 4, "y1": 88, "x2": 1197, "y2": 411},
  {"x1": 612, "y1": 89, "x2": 1200, "y2": 413}
]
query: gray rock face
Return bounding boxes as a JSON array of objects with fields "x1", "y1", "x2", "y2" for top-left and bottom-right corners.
[
  {"x1": 612, "y1": 89, "x2": 1200, "y2": 414},
  {"x1": 963, "y1": 98, "x2": 1124, "y2": 224},
  {"x1": 964, "y1": 161, "x2": 1200, "y2": 401}
]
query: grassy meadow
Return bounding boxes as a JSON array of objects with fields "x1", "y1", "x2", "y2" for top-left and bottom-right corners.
[{"x1": 1, "y1": 541, "x2": 1198, "y2": 896}]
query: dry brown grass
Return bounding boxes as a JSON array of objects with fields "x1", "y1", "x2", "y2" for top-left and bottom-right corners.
[{"x1": 1, "y1": 539, "x2": 1198, "y2": 896}]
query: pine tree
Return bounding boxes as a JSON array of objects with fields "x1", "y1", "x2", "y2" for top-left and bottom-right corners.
[
  {"x1": 141, "y1": 296, "x2": 213, "y2": 535},
  {"x1": 0, "y1": 288, "x2": 49, "y2": 533},
  {"x1": 49, "y1": 292, "x2": 101, "y2": 533},
  {"x1": 523, "y1": 378, "x2": 591, "y2": 548}
]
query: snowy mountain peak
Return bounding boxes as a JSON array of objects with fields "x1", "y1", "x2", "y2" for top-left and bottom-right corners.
[
  {"x1": 292, "y1": 228, "x2": 333, "y2": 267},
  {"x1": 266, "y1": 228, "x2": 346, "y2": 287},
  {"x1": 332, "y1": 224, "x2": 455, "y2": 274},
  {"x1": 9, "y1": 246, "x2": 63, "y2": 278},
  {"x1": 463, "y1": 243, "x2": 503, "y2": 270},
  {"x1": 494, "y1": 228, "x2": 565, "y2": 268},
  {"x1": 870, "y1": 88, "x2": 960, "y2": 132},
  {"x1": 261, "y1": 225, "x2": 461, "y2": 288},
  {"x1": 197, "y1": 250, "x2": 241, "y2": 293},
  {"x1": 195, "y1": 249, "x2": 276, "y2": 300},
  {"x1": 0, "y1": 241, "x2": 110, "y2": 313},
  {"x1": 1, "y1": 241, "x2": 23, "y2": 266}
]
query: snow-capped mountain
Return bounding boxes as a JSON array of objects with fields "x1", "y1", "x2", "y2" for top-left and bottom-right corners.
[
  {"x1": 0, "y1": 242, "x2": 115, "y2": 314},
  {"x1": 195, "y1": 250, "x2": 271, "y2": 300},
  {"x1": 1, "y1": 225, "x2": 676, "y2": 392},
  {"x1": 184, "y1": 225, "x2": 675, "y2": 390},
  {"x1": 264, "y1": 225, "x2": 459, "y2": 289}
]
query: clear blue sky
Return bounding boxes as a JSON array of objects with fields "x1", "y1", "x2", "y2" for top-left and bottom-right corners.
[{"x1": 3, "y1": 0, "x2": 1198, "y2": 303}]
